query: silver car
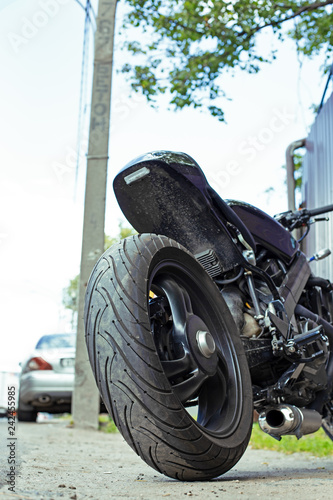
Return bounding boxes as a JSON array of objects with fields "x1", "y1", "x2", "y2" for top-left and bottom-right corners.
[{"x1": 18, "y1": 333, "x2": 76, "y2": 422}]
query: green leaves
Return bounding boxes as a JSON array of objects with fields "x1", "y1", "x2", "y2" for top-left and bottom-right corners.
[
  {"x1": 120, "y1": 0, "x2": 333, "y2": 120},
  {"x1": 131, "y1": 65, "x2": 167, "y2": 100},
  {"x1": 63, "y1": 224, "x2": 137, "y2": 314}
]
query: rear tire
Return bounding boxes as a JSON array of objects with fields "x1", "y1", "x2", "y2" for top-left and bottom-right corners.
[{"x1": 85, "y1": 234, "x2": 252, "y2": 480}]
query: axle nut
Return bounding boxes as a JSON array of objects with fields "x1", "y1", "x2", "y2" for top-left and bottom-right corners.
[{"x1": 196, "y1": 330, "x2": 216, "y2": 358}]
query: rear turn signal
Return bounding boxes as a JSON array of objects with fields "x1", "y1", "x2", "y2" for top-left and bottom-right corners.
[{"x1": 27, "y1": 357, "x2": 53, "y2": 371}]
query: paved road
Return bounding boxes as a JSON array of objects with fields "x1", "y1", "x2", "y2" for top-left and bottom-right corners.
[{"x1": 0, "y1": 419, "x2": 332, "y2": 499}]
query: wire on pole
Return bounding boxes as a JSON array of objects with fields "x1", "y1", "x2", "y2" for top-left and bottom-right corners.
[
  {"x1": 73, "y1": 0, "x2": 96, "y2": 25},
  {"x1": 317, "y1": 63, "x2": 333, "y2": 115},
  {"x1": 74, "y1": 0, "x2": 95, "y2": 201}
]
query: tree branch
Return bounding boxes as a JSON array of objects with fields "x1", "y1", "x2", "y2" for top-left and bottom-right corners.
[{"x1": 246, "y1": 0, "x2": 333, "y2": 37}]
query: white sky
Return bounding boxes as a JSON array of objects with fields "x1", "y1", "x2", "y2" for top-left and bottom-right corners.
[{"x1": 0, "y1": 0, "x2": 330, "y2": 370}]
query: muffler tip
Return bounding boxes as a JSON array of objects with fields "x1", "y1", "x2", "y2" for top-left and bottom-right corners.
[{"x1": 258, "y1": 404, "x2": 322, "y2": 439}]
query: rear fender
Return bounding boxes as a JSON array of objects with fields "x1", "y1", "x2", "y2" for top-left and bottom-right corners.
[{"x1": 113, "y1": 151, "x2": 249, "y2": 273}]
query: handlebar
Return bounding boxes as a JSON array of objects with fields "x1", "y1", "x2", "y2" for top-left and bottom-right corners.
[
  {"x1": 275, "y1": 204, "x2": 333, "y2": 231},
  {"x1": 306, "y1": 203, "x2": 333, "y2": 217}
]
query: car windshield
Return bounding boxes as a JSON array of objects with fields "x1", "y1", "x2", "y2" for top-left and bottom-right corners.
[{"x1": 35, "y1": 334, "x2": 76, "y2": 350}]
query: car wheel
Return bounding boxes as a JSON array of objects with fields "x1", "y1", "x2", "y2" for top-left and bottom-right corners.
[{"x1": 17, "y1": 404, "x2": 38, "y2": 422}]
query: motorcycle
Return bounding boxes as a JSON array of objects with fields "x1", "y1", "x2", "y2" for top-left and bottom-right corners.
[{"x1": 84, "y1": 151, "x2": 333, "y2": 481}]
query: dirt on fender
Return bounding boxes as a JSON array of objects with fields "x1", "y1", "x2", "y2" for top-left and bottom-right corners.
[{"x1": 0, "y1": 419, "x2": 332, "y2": 500}]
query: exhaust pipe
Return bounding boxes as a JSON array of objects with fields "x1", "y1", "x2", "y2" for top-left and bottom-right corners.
[
  {"x1": 258, "y1": 404, "x2": 322, "y2": 440},
  {"x1": 37, "y1": 395, "x2": 51, "y2": 404}
]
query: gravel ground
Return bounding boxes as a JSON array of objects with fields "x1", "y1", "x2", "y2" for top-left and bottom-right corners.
[{"x1": 0, "y1": 419, "x2": 332, "y2": 500}]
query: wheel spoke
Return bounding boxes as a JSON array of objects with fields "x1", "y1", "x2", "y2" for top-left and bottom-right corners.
[
  {"x1": 173, "y1": 369, "x2": 209, "y2": 404},
  {"x1": 198, "y1": 364, "x2": 228, "y2": 428},
  {"x1": 161, "y1": 353, "x2": 192, "y2": 379},
  {"x1": 154, "y1": 275, "x2": 193, "y2": 338}
]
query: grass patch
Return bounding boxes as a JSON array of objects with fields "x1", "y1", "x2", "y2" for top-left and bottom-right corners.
[
  {"x1": 53, "y1": 413, "x2": 118, "y2": 432},
  {"x1": 99, "y1": 414, "x2": 118, "y2": 433},
  {"x1": 54, "y1": 413, "x2": 72, "y2": 421},
  {"x1": 250, "y1": 423, "x2": 333, "y2": 457}
]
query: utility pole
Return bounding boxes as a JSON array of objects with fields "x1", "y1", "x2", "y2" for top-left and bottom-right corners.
[{"x1": 72, "y1": 0, "x2": 118, "y2": 429}]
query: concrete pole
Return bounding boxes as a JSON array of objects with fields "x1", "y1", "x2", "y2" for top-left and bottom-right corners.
[{"x1": 72, "y1": 0, "x2": 117, "y2": 429}]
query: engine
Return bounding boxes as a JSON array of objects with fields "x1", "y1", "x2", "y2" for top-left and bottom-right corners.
[{"x1": 220, "y1": 257, "x2": 330, "y2": 410}]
